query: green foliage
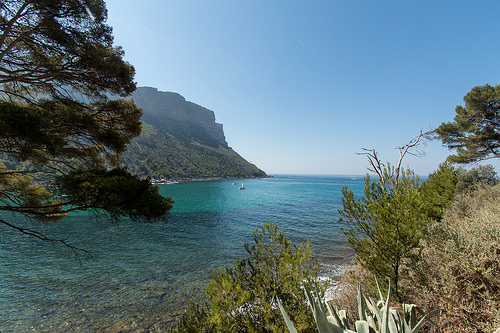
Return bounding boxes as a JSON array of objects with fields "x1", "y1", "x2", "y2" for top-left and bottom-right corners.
[
  {"x1": 420, "y1": 163, "x2": 461, "y2": 221},
  {"x1": 123, "y1": 122, "x2": 267, "y2": 180},
  {"x1": 0, "y1": 0, "x2": 136, "y2": 99},
  {"x1": 435, "y1": 84, "x2": 500, "y2": 163},
  {"x1": 0, "y1": 162, "x2": 64, "y2": 222},
  {"x1": 454, "y1": 164, "x2": 498, "y2": 195},
  {"x1": 402, "y1": 183, "x2": 500, "y2": 332},
  {"x1": 176, "y1": 222, "x2": 321, "y2": 332},
  {"x1": 0, "y1": 99, "x2": 142, "y2": 165},
  {"x1": 56, "y1": 168, "x2": 173, "y2": 221},
  {"x1": 172, "y1": 301, "x2": 215, "y2": 333},
  {"x1": 339, "y1": 165, "x2": 432, "y2": 301},
  {"x1": 0, "y1": 0, "x2": 172, "y2": 248},
  {"x1": 279, "y1": 281, "x2": 428, "y2": 333}
]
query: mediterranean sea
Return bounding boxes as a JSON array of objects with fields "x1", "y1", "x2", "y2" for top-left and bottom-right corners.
[{"x1": 0, "y1": 174, "x2": 364, "y2": 332}]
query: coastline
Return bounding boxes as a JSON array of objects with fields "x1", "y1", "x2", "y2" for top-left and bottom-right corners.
[{"x1": 150, "y1": 174, "x2": 272, "y2": 185}]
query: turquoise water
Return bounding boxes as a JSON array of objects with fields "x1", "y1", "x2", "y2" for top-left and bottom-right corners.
[{"x1": 0, "y1": 174, "x2": 364, "y2": 332}]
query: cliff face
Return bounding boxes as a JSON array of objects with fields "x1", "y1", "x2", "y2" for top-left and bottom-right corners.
[
  {"x1": 132, "y1": 87, "x2": 227, "y2": 147},
  {"x1": 123, "y1": 87, "x2": 266, "y2": 179}
]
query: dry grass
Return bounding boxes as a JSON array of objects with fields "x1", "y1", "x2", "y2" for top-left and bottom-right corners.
[
  {"x1": 334, "y1": 184, "x2": 500, "y2": 332},
  {"x1": 404, "y1": 183, "x2": 500, "y2": 332}
]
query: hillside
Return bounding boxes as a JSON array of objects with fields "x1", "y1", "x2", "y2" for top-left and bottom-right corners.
[{"x1": 122, "y1": 87, "x2": 266, "y2": 180}]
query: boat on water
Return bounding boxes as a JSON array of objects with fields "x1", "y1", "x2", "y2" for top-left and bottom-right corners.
[{"x1": 239, "y1": 182, "x2": 245, "y2": 190}]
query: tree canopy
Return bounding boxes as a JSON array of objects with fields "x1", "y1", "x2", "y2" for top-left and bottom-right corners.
[
  {"x1": 0, "y1": 0, "x2": 173, "y2": 252},
  {"x1": 435, "y1": 84, "x2": 500, "y2": 163}
]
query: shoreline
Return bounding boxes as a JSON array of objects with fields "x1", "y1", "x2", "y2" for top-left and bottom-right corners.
[{"x1": 150, "y1": 174, "x2": 272, "y2": 184}]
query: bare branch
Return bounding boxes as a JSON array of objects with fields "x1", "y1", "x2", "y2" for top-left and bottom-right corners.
[
  {"x1": 394, "y1": 130, "x2": 432, "y2": 178},
  {"x1": 0, "y1": 169, "x2": 37, "y2": 175},
  {"x1": 358, "y1": 148, "x2": 386, "y2": 189},
  {"x1": 0, "y1": 218, "x2": 91, "y2": 262},
  {"x1": 0, "y1": 2, "x2": 32, "y2": 56},
  {"x1": 358, "y1": 130, "x2": 433, "y2": 188}
]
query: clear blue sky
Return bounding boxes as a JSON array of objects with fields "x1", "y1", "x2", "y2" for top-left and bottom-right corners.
[{"x1": 105, "y1": 0, "x2": 500, "y2": 175}]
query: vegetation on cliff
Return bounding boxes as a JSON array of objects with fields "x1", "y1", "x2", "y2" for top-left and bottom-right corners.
[{"x1": 123, "y1": 120, "x2": 267, "y2": 180}]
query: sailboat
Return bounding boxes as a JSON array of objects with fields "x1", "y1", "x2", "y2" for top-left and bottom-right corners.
[{"x1": 239, "y1": 182, "x2": 245, "y2": 190}]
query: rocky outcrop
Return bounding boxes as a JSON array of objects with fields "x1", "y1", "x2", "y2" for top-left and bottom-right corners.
[
  {"x1": 132, "y1": 87, "x2": 227, "y2": 147},
  {"x1": 123, "y1": 86, "x2": 266, "y2": 179}
]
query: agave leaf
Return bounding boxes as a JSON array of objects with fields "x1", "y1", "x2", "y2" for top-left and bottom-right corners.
[
  {"x1": 380, "y1": 281, "x2": 391, "y2": 333},
  {"x1": 403, "y1": 303, "x2": 417, "y2": 328},
  {"x1": 367, "y1": 316, "x2": 377, "y2": 331},
  {"x1": 367, "y1": 296, "x2": 382, "y2": 325},
  {"x1": 328, "y1": 304, "x2": 344, "y2": 328},
  {"x1": 327, "y1": 315, "x2": 337, "y2": 326},
  {"x1": 277, "y1": 298, "x2": 298, "y2": 333},
  {"x1": 364, "y1": 296, "x2": 375, "y2": 314},
  {"x1": 325, "y1": 302, "x2": 338, "y2": 326},
  {"x1": 304, "y1": 288, "x2": 344, "y2": 333},
  {"x1": 403, "y1": 302, "x2": 435, "y2": 332},
  {"x1": 355, "y1": 320, "x2": 370, "y2": 333},
  {"x1": 375, "y1": 278, "x2": 384, "y2": 302},
  {"x1": 409, "y1": 305, "x2": 417, "y2": 329},
  {"x1": 390, "y1": 307, "x2": 400, "y2": 326},
  {"x1": 410, "y1": 315, "x2": 428, "y2": 333},
  {"x1": 315, "y1": 286, "x2": 328, "y2": 314},
  {"x1": 402, "y1": 318, "x2": 411, "y2": 333},
  {"x1": 388, "y1": 308, "x2": 399, "y2": 333},
  {"x1": 357, "y1": 283, "x2": 368, "y2": 321},
  {"x1": 326, "y1": 302, "x2": 334, "y2": 317},
  {"x1": 339, "y1": 309, "x2": 350, "y2": 330}
]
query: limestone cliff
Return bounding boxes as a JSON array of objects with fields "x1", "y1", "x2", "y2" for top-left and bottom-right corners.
[
  {"x1": 132, "y1": 87, "x2": 227, "y2": 147},
  {"x1": 123, "y1": 87, "x2": 266, "y2": 179}
]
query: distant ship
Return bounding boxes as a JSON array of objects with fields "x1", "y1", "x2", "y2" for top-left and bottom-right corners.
[{"x1": 239, "y1": 182, "x2": 245, "y2": 190}]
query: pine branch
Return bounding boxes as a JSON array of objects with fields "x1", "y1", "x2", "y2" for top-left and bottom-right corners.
[{"x1": 0, "y1": 217, "x2": 91, "y2": 263}]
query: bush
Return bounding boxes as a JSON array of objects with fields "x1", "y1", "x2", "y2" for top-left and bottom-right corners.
[
  {"x1": 454, "y1": 164, "x2": 498, "y2": 195},
  {"x1": 173, "y1": 301, "x2": 214, "y2": 333},
  {"x1": 174, "y1": 222, "x2": 321, "y2": 332},
  {"x1": 403, "y1": 183, "x2": 500, "y2": 332},
  {"x1": 339, "y1": 165, "x2": 432, "y2": 301},
  {"x1": 421, "y1": 162, "x2": 460, "y2": 221}
]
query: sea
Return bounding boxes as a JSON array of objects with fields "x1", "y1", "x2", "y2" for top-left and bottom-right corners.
[{"x1": 0, "y1": 174, "x2": 365, "y2": 332}]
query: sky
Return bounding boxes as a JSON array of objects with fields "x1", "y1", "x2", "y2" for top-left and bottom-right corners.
[{"x1": 104, "y1": 0, "x2": 500, "y2": 175}]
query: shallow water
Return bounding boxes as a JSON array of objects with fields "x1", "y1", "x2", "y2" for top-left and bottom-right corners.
[{"x1": 0, "y1": 174, "x2": 363, "y2": 332}]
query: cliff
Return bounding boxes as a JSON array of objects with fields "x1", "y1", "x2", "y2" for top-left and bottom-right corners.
[
  {"x1": 122, "y1": 87, "x2": 266, "y2": 180},
  {"x1": 132, "y1": 87, "x2": 227, "y2": 147}
]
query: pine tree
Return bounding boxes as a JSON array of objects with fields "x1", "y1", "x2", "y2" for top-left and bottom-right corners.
[
  {"x1": 435, "y1": 84, "x2": 500, "y2": 163},
  {"x1": 0, "y1": 0, "x2": 172, "y2": 252}
]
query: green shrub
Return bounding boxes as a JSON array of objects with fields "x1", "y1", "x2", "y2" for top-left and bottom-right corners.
[
  {"x1": 174, "y1": 222, "x2": 321, "y2": 332},
  {"x1": 454, "y1": 164, "x2": 498, "y2": 195},
  {"x1": 421, "y1": 162, "x2": 460, "y2": 221},
  {"x1": 339, "y1": 165, "x2": 432, "y2": 301},
  {"x1": 173, "y1": 301, "x2": 215, "y2": 333}
]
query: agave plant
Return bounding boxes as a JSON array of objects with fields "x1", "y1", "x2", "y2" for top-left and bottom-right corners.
[{"x1": 278, "y1": 280, "x2": 429, "y2": 333}]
